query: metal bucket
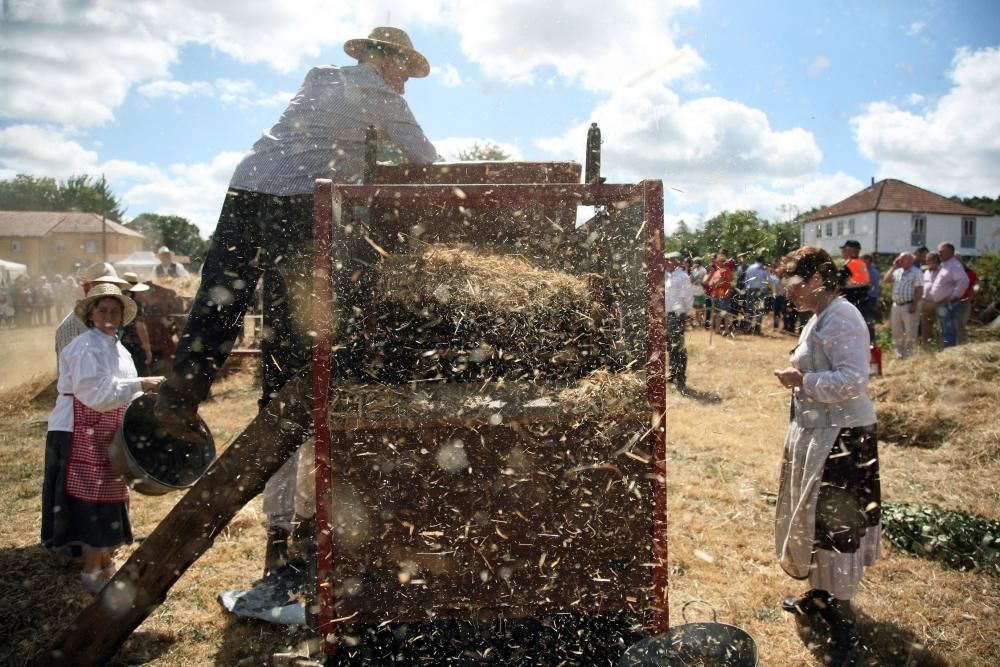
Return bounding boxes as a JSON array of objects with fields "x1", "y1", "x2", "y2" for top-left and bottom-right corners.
[
  {"x1": 109, "y1": 393, "x2": 216, "y2": 495},
  {"x1": 617, "y1": 601, "x2": 758, "y2": 667}
]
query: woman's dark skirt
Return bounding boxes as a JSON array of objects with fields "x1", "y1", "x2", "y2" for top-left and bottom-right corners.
[
  {"x1": 815, "y1": 424, "x2": 881, "y2": 552},
  {"x1": 42, "y1": 430, "x2": 133, "y2": 551}
]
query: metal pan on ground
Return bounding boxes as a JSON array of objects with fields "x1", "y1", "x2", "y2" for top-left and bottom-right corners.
[
  {"x1": 617, "y1": 601, "x2": 758, "y2": 667},
  {"x1": 109, "y1": 393, "x2": 216, "y2": 495}
]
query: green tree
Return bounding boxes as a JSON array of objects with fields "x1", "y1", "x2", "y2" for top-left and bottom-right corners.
[
  {"x1": 0, "y1": 173, "x2": 125, "y2": 219},
  {"x1": 951, "y1": 195, "x2": 1000, "y2": 216},
  {"x1": 455, "y1": 141, "x2": 511, "y2": 161},
  {"x1": 127, "y1": 213, "x2": 208, "y2": 264}
]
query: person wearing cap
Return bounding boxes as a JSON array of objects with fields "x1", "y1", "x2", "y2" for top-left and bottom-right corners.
[
  {"x1": 155, "y1": 246, "x2": 188, "y2": 278},
  {"x1": 664, "y1": 252, "x2": 693, "y2": 392},
  {"x1": 837, "y1": 240, "x2": 872, "y2": 342},
  {"x1": 54, "y1": 262, "x2": 132, "y2": 362},
  {"x1": 121, "y1": 272, "x2": 154, "y2": 374},
  {"x1": 155, "y1": 26, "x2": 440, "y2": 578},
  {"x1": 44, "y1": 284, "x2": 164, "y2": 592}
]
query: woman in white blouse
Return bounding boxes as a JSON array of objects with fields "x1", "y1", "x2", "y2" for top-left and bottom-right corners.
[
  {"x1": 47, "y1": 284, "x2": 163, "y2": 593},
  {"x1": 772, "y1": 246, "x2": 881, "y2": 666}
]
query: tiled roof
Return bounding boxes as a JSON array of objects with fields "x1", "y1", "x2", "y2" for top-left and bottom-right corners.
[
  {"x1": 0, "y1": 211, "x2": 144, "y2": 238},
  {"x1": 801, "y1": 179, "x2": 990, "y2": 223}
]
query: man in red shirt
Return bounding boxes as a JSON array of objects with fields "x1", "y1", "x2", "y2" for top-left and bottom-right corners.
[
  {"x1": 706, "y1": 249, "x2": 736, "y2": 335},
  {"x1": 956, "y1": 254, "x2": 979, "y2": 345}
]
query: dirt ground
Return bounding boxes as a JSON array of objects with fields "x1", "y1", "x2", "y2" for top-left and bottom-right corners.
[
  {"x1": 0, "y1": 324, "x2": 58, "y2": 392},
  {"x1": 0, "y1": 322, "x2": 997, "y2": 665}
]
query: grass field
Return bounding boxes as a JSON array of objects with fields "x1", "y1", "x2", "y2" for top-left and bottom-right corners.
[{"x1": 0, "y1": 322, "x2": 997, "y2": 666}]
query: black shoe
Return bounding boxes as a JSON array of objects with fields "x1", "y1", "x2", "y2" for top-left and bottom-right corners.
[{"x1": 781, "y1": 589, "x2": 830, "y2": 615}]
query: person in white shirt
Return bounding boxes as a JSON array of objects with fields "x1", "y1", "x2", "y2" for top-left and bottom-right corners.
[
  {"x1": 46, "y1": 284, "x2": 163, "y2": 593},
  {"x1": 688, "y1": 257, "x2": 708, "y2": 329},
  {"x1": 884, "y1": 252, "x2": 923, "y2": 358},
  {"x1": 154, "y1": 26, "x2": 441, "y2": 579},
  {"x1": 664, "y1": 252, "x2": 694, "y2": 391},
  {"x1": 154, "y1": 246, "x2": 189, "y2": 278},
  {"x1": 926, "y1": 242, "x2": 970, "y2": 348}
]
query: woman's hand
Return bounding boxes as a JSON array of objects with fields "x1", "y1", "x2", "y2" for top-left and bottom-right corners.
[
  {"x1": 140, "y1": 376, "x2": 166, "y2": 392},
  {"x1": 774, "y1": 366, "x2": 804, "y2": 389}
]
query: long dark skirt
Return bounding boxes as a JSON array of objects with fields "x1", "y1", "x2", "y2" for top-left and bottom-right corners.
[
  {"x1": 42, "y1": 430, "x2": 133, "y2": 551},
  {"x1": 815, "y1": 424, "x2": 881, "y2": 552}
]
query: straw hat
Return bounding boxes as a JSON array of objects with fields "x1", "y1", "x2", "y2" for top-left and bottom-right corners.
[
  {"x1": 74, "y1": 283, "x2": 137, "y2": 327},
  {"x1": 344, "y1": 26, "x2": 429, "y2": 78},
  {"x1": 122, "y1": 271, "x2": 150, "y2": 293},
  {"x1": 79, "y1": 261, "x2": 130, "y2": 287}
]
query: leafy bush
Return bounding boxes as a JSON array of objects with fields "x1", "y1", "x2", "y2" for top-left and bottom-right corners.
[{"x1": 881, "y1": 501, "x2": 1000, "y2": 576}]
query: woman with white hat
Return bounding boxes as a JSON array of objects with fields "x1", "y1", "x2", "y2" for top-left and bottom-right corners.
[{"x1": 45, "y1": 284, "x2": 165, "y2": 592}]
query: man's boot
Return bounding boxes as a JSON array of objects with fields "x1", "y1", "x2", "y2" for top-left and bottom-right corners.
[
  {"x1": 818, "y1": 597, "x2": 859, "y2": 666},
  {"x1": 263, "y1": 526, "x2": 290, "y2": 578}
]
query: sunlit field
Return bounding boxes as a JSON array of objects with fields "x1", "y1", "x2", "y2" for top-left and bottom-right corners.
[{"x1": 1, "y1": 323, "x2": 997, "y2": 666}]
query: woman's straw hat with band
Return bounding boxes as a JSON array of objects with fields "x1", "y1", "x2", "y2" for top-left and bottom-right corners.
[
  {"x1": 75, "y1": 283, "x2": 138, "y2": 327},
  {"x1": 344, "y1": 26, "x2": 429, "y2": 78}
]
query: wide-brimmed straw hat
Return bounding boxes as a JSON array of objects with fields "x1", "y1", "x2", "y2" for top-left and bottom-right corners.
[
  {"x1": 79, "y1": 261, "x2": 131, "y2": 287},
  {"x1": 74, "y1": 283, "x2": 137, "y2": 327},
  {"x1": 121, "y1": 271, "x2": 150, "y2": 293},
  {"x1": 344, "y1": 26, "x2": 429, "y2": 78}
]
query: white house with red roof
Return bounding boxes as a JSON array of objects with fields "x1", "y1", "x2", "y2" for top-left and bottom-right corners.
[{"x1": 799, "y1": 179, "x2": 999, "y2": 257}]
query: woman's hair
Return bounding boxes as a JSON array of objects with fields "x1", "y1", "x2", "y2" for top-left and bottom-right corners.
[
  {"x1": 777, "y1": 246, "x2": 839, "y2": 290},
  {"x1": 83, "y1": 296, "x2": 121, "y2": 329}
]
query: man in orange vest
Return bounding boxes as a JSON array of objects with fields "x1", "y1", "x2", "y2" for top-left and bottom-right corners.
[{"x1": 838, "y1": 240, "x2": 873, "y2": 342}]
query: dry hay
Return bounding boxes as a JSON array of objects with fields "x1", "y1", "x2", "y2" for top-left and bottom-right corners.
[
  {"x1": 362, "y1": 244, "x2": 618, "y2": 384},
  {"x1": 871, "y1": 341, "x2": 1000, "y2": 460},
  {"x1": 374, "y1": 244, "x2": 594, "y2": 314},
  {"x1": 153, "y1": 273, "x2": 200, "y2": 299},
  {"x1": 326, "y1": 370, "x2": 647, "y2": 422}
]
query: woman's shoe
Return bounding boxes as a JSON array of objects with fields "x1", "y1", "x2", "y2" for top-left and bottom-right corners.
[
  {"x1": 80, "y1": 570, "x2": 111, "y2": 594},
  {"x1": 781, "y1": 589, "x2": 831, "y2": 615}
]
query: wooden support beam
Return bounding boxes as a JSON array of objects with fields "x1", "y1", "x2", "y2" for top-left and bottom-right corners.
[{"x1": 49, "y1": 375, "x2": 312, "y2": 666}]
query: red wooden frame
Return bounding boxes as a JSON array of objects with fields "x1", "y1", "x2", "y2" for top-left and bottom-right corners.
[{"x1": 310, "y1": 179, "x2": 668, "y2": 651}]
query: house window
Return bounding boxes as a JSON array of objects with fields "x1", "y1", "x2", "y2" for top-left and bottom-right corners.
[
  {"x1": 911, "y1": 215, "x2": 926, "y2": 246},
  {"x1": 825, "y1": 222, "x2": 833, "y2": 237},
  {"x1": 961, "y1": 217, "x2": 976, "y2": 248},
  {"x1": 836, "y1": 220, "x2": 844, "y2": 236},
  {"x1": 10, "y1": 240, "x2": 21, "y2": 252},
  {"x1": 84, "y1": 240, "x2": 99, "y2": 253},
  {"x1": 848, "y1": 218, "x2": 856, "y2": 234},
  {"x1": 55, "y1": 239, "x2": 66, "y2": 251},
  {"x1": 815, "y1": 224, "x2": 821, "y2": 239}
]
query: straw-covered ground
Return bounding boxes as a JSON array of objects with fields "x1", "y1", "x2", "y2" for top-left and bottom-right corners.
[{"x1": 0, "y1": 323, "x2": 998, "y2": 665}]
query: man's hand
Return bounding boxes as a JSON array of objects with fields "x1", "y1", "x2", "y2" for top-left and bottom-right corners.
[{"x1": 774, "y1": 366, "x2": 804, "y2": 389}]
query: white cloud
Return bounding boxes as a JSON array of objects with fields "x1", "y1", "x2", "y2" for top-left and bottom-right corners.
[
  {"x1": 0, "y1": 1, "x2": 444, "y2": 127},
  {"x1": 123, "y1": 151, "x2": 245, "y2": 236},
  {"x1": 433, "y1": 137, "x2": 524, "y2": 162},
  {"x1": 906, "y1": 21, "x2": 926, "y2": 37},
  {"x1": 442, "y1": 0, "x2": 703, "y2": 92},
  {"x1": 851, "y1": 46, "x2": 1000, "y2": 196},
  {"x1": 537, "y1": 82, "x2": 822, "y2": 189},
  {"x1": 906, "y1": 93, "x2": 925, "y2": 105},
  {"x1": 0, "y1": 125, "x2": 99, "y2": 177},
  {"x1": 433, "y1": 64, "x2": 464, "y2": 88},
  {"x1": 138, "y1": 79, "x2": 214, "y2": 100},
  {"x1": 809, "y1": 56, "x2": 831, "y2": 75}
]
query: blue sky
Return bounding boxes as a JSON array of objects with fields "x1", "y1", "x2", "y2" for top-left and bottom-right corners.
[{"x1": 1, "y1": 1, "x2": 998, "y2": 238}]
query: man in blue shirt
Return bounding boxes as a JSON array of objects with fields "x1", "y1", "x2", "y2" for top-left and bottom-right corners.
[{"x1": 742, "y1": 255, "x2": 774, "y2": 335}]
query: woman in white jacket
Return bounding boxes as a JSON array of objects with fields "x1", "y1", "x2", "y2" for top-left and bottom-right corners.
[
  {"x1": 47, "y1": 284, "x2": 163, "y2": 593},
  {"x1": 772, "y1": 246, "x2": 881, "y2": 666}
]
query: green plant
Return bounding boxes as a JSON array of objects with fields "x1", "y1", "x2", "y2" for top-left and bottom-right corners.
[{"x1": 881, "y1": 501, "x2": 1000, "y2": 576}]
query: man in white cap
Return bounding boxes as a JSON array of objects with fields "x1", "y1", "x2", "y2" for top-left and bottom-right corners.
[
  {"x1": 155, "y1": 26, "x2": 440, "y2": 578},
  {"x1": 155, "y1": 246, "x2": 188, "y2": 278}
]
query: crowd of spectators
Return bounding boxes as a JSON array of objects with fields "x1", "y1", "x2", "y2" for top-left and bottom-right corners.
[
  {"x1": 0, "y1": 273, "x2": 82, "y2": 329},
  {"x1": 667, "y1": 240, "x2": 982, "y2": 355}
]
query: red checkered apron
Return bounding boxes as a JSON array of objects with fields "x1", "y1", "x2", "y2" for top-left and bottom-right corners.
[{"x1": 65, "y1": 396, "x2": 129, "y2": 504}]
